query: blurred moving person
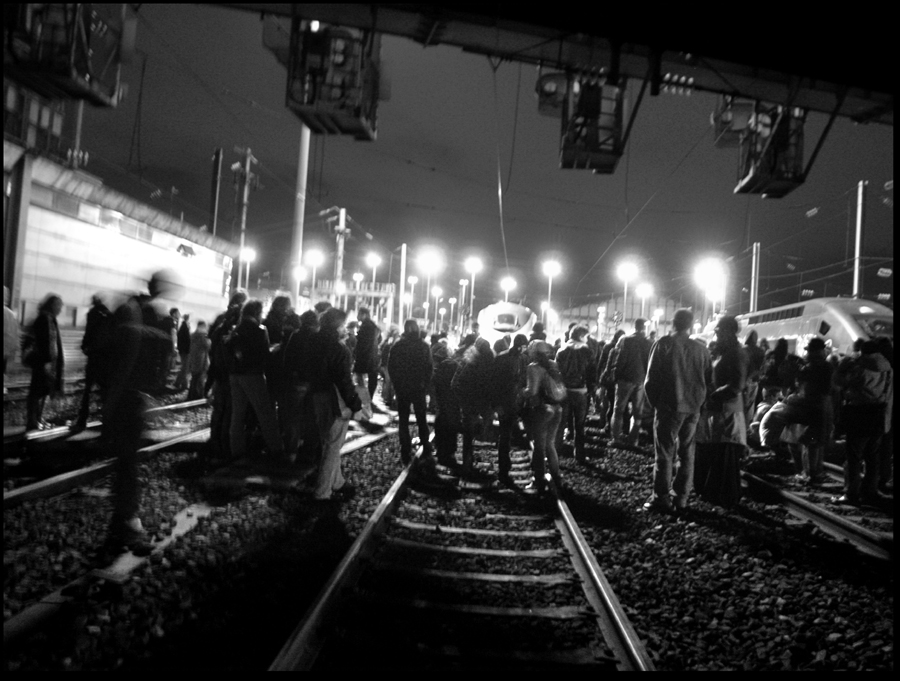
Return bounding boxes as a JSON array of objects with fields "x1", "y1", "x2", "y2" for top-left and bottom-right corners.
[
  {"x1": 73, "y1": 293, "x2": 113, "y2": 432},
  {"x1": 3, "y1": 286, "x2": 18, "y2": 394},
  {"x1": 388, "y1": 320, "x2": 434, "y2": 465},
  {"x1": 25, "y1": 294, "x2": 64, "y2": 430},
  {"x1": 173, "y1": 312, "x2": 191, "y2": 390},
  {"x1": 187, "y1": 320, "x2": 211, "y2": 400}
]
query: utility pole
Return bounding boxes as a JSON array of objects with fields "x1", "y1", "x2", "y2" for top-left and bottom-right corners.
[
  {"x1": 853, "y1": 180, "x2": 866, "y2": 297},
  {"x1": 333, "y1": 207, "x2": 347, "y2": 305},
  {"x1": 232, "y1": 147, "x2": 257, "y2": 292},
  {"x1": 290, "y1": 125, "x2": 310, "y2": 305},
  {"x1": 210, "y1": 148, "x2": 223, "y2": 236},
  {"x1": 750, "y1": 242, "x2": 760, "y2": 312}
]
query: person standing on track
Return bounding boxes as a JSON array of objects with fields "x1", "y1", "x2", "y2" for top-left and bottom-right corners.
[
  {"x1": 555, "y1": 324, "x2": 596, "y2": 462},
  {"x1": 610, "y1": 318, "x2": 652, "y2": 448},
  {"x1": 642, "y1": 309, "x2": 712, "y2": 514},
  {"x1": 157, "y1": 307, "x2": 179, "y2": 391},
  {"x1": 100, "y1": 269, "x2": 182, "y2": 559},
  {"x1": 522, "y1": 340, "x2": 564, "y2": 494},
  {"x1": 492, "y1": 333, "x2": 529, "y2": 484},
  {"x1": 307, "y1": 307, "x2": 362, "y2": 502},
  {"x1": 4, "y1": 286, "x2": 18, "y2": 394},
  {"x1": 388, "y1": 319, "x2": 434, "y2": 465},
  {"x1": 227, "y1": 299, "x2": 286, "y2": 463},
  {"x1": 73, "y1": 293, "x2": 113, "y2": 432},
  {"x1": 25, "y1": 293, "x2": 64, "y2": 431},
  {"x1": 354, "y1": 307, "x2": 381, "y2": 400},
  {"x1": 187, "y1": 320, "x2": 211, "y2": 400},
  {"x1": 206, "y1": 290, "x2": 247, "y2": 463},
  {"x1": 173, "y1": 313, "x2": 191, "y2": 391}
]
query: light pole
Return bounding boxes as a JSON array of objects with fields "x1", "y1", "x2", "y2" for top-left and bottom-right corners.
[
  {"x1": 439, "y1": 307, "x2": 446, "y2": 330},
  {"x1": 500, "y1": 276, "x2": 516, "y2": 302},
  {"x1": 352, "y1": 272, "x2": 364, "y2": 310},
  {"x1": 407, "y1": 275, "x2": 418, "y2": 321},
  {"x1": 635, "y1": 282, "x2": 653, "y2": 319},
  {"x1": 616, "y1": 261, "x2": 638, "y2": 326},
  {"x1": 653, "y1": 307, "x2": 664, "y2": 335},
  {"x1": 448, "y1": 297, "x2": 457, "y2": 331},
  {"x1": 542, "y1": 261, "x2": 561, "y2": 320},
  {"x1": 417, "y1": 248, "x2": 444, "y2": 328},
  {"x1": 458, "y1": 279, "x2": 468, "y2": 325},
  {"x1": 695, "y1": 258, "x2": 726, "y2": 325},
  {"x1": 306, "y1": 249, "x2": 324, "y2": 297},
  {"x1": 365, "y1": 252, "x2": 381, "y2": 314},
  {"x1": 464, "y1": 257, "x2": 483, "y2": 330},
  {"x1": 242, "y1": 247, "x2": 257, "y2": 291},
  {"x1": 541, "y1": 301, "x2": 549, "y2": 325},
  {"x1": 431, "y1": 285, "x2": 442, "y2": 332}
]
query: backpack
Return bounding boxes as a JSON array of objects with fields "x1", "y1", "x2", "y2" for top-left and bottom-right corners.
[{"x1": 541, "y1": 363, "x2": 567, "y2": 404}]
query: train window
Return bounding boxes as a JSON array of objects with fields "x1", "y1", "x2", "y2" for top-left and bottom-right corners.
[{"x1": 819, "y1": 321, "x2": 830, "y2": 335}]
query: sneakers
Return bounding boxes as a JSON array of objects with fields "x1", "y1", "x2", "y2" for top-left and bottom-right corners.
[{"x1": 642, "y1": 499, "x2": 676, "y2": 515}]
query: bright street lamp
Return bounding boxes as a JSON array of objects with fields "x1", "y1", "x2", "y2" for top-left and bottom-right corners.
[
  {"x1": 352, "y1": 272, "x2": 364, "y2": 310},
  {"x1": 407, "y1": 275, "x2": 419, "y2": 320},
  {"x1": 365, "y1": 252, "x2": 381, "y2": 284},
  {"x1": 448, "y1": 297, "x2": 458, "y2": 330},
  {"x1": 500, "y1": 276, "x2": 516, "y2": 302},
  {"x1": 439, "y1": 307, "x2": 446, "y2": 329},
  {"x1": 306, "y1": 249, "x2": 325, "y2": 294},
  {"x1": 241, "y1": 247, "x2": 257, "y2": 291},
  {"x1": 542, "y1": 260, "x2": 561, "y2": 322},
  {"x1": 417, "y1": 248, "x2": 445, "y2": 326},
  {"x1": 464, "y1": 257, "x2": 483, "y2": 329},
  {"x1": 635, "y1": 282, "x2": 653, "y2": 318},
  {"x1": 431, "y1": 285, "x2": 443, "y2": 331},
  {"x1": 292, "y1": 265, "x2": 307, "y2": 283},
  {"x1": 694, "y1": 258, "x2": 726, "y2": 321},
  {"x1": 616, "y1": 261, "x2": 638, "y2": 325}
]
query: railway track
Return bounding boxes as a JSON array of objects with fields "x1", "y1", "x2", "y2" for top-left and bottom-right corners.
[{"x1": 271, "y1": 443, "x2": 655, "y2": 671}]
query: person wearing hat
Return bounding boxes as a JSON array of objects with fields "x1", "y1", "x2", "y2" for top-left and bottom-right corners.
[
  {"x1": 522, "y1": 340, "x2": 564, "y2": 493},
  {"x1": 694, "y1": 315, "x2": 749, "y2": 508}
]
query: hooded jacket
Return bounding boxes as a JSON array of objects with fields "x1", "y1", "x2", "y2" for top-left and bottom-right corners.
[{"x1": 387, "y1": 331, "x2": 433, "y2": 396}]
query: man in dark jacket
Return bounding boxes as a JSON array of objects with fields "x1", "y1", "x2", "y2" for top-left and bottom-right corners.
[
  {"x1": 492, "y1": 334, "x2": 529, "y2": 483},
  {"x1": 643, "y1": 309, "x2": 712, "y2": 513},
  {"x1": 206, "y1": 290, "x2": 247, "y2": 462},
  {"x1": 100, "y1": 269, "x2": 182, "y2": 559},
  {"x1": 228, "y1": 299, "x2": 285, "y2": 462},
  {"x1": 452, "y1": 335, "x2": 495, "y2": 475},
  {"x1": 555, "y1": 325, "x2": 596, "y2": 462},
  {"x1": 388, "y1": 319, "x2": 434, "y2": 465},
  {"x1": 354, "y1": 307, "x2": 381, "y2": 399},
  {"x1": 308, "y1": 307, "x2": 362, "y2": 501},
  {"x1": 174, "y1": 313, "x2": 191, "y2": 390},
  {"x1": 73, "y1": 293, "x2": 112, "y2": 432},
  {"x1": 611, "y1": 318, "x2": 652, "y2": 446}
]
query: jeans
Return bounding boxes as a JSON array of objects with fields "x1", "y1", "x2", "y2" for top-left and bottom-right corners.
[
  {"x1": 651, "y1": 408, "x2": 700, "y2": 507},
  {"x1": 612, "y1": 380, "x2": 646, "y2": 444},
  {"x1": 229, "y1": 373, "x2": 284, "y2": 458},
  {"x1": 556, "y1": 390, "x2": 588, "y2": 458},
  {"x1": 76, "y1": 356, "x2": 107, "y2": 427}
]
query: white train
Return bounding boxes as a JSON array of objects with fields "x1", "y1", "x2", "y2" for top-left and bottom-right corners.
[
  {"x1": 475, "y1": 301, "x2": 539, "y2": 348},
  {"x1": 705, "y1": 297, "x2": 893, "y2": 355}
]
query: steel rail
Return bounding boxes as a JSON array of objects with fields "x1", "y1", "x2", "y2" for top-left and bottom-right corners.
[
  {"x1": 3, "y1": 428, "x2": 210, "y2": 510},
  {"x1": 548, "y1": 476, "x2": 656, "y2": 671},
  {"x1": 742, "y1": 472, "x2": 892, "y2": 561},
  {"x1": 269, "y1": 444, "x2": 422, "y2": 671}
]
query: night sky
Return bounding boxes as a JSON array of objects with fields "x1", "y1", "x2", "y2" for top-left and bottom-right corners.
[{"x1": 77, "y1": 5, "x2": 894, "y2": 312}]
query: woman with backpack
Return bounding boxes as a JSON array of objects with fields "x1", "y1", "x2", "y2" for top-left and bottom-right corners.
[
  {"x1": 25, "y1": 293, "x2": 64, "y2": 430},
  {"x1": 523, "y1": 340, "x2": 566, "y2": 494}
]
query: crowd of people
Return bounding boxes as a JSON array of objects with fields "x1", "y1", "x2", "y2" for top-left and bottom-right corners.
[{"x1": 7, "y1": 276, "x2": 894, "y2": 557}]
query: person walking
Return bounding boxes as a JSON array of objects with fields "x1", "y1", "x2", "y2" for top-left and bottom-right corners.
[
  {"x1": 554, "y1": 324, "x2": 596, "y2": 462},
  {"x1": 378, "y1": 324, "x2": 400, "y2": 410},
  {"x1": 187, "y1": 320, "x2": 211, "y2": 400},
  {"x1": 522, "y1": 340, "x2": 564, "y2": 494},
  {"x1": 388, "y1": 320, "x2": 434, "y2": 465},
  {"x1": 4, "y1": 286, "x2": 18, "y2": 394},
  {"x1": 25, "y1": 294, "x2": 65, "y2": 430},
  {"x1": 695, "y1": 315, "x2": 749, "y2": 508},
  {"x1": 307, "y1": 307, "x2": 362, "y2": 502},
  {"x1": 100, "y1": 269, "x2": 182, "y2": 559},
  {"x1": 452, "y1": 334, "x2": 495, "y2": 477},
  {"x1": 354, "y1": 307, "x2": 381, "y2": 399},
  {"x1": 610, "y1": 318, "x2": 653, "y2": 447},
  {"x1": 432, "y1": 338, "x2": 470, "y2": 469},
  {"x1": 72, "y1": 293, "x2": 113, "y2": 431},
  {"x1": 173, "y1": 313, "x2": 191, "y2": 391},
  {"x1": 642, "y1": 309, "x2": 712, "y2": 514},
  {"x1": 227, "y1": 299, "x2": 286, "y2": 463},
  {"x1": 596, "y1": 329, "x2": 625, "y2": 436},
  {"x1": 282, "y1": 310, "x2": 320, "y2": 459}
]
